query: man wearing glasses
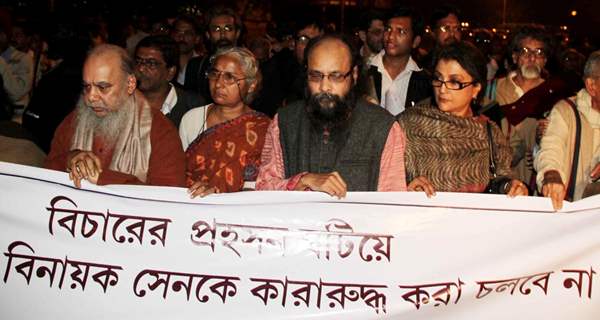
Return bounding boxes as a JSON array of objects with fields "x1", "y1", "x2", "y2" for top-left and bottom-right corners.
[
  {"x1": 171, "y1": 15, "x2": 202, "y2": 88},
  {"x1": 431, "y1": 5, "x2": 462, "y2": 48},
  {"x1": 357, "y1": 10, "x2": 385, "y2": 66},
  {"x1": 421, "y1": 5, "x2": 462, "y2": 72},
  {"x1": 256, "y1": 34, "x2": 407, "y2": 196},
  {"x1": 364, "y1": 7, "x2": 431, "y2": 116},
  {"x1": 45, "y1": 44, "x2": 185, "y2": 188},
  {"x1": 492, "y1": 26, "x2": 567, "y2": 192},
  {"x1": 179, "y1": 5, "x2": 242, "y2": 100},
  {"x1": 281, "y1": 19, "x2": 324, "y2": 104},
  {"x1": 134, "y1": 35, "x2": 204, "y2": 128}
]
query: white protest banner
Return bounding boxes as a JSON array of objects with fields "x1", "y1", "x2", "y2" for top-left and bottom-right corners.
[{"x1": 0, "y1": 161, "x2": 599, "y2": 319}]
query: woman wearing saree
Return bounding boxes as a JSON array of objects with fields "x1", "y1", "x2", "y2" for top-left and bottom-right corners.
[
  {"x1": 179, "y1": 47, "x2": 270, "y2": 197},
  {"x1": 397, "y1": 42, "x2": 528, "y2": 197}
]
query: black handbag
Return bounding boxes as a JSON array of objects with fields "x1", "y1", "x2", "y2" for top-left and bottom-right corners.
[{"x1": 485, "y1": 121, "x2": 512, "y2": 194}]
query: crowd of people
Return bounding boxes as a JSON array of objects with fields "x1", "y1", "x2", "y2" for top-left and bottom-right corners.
[{"x1": 1, "y1": 4, "x2": 599, "y2": 211}]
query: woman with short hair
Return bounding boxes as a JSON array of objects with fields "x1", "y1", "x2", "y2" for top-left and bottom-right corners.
[
  {"x1": 398, "y1": 42, "x2": 528, "y2": 196},
  {"x1": 180, "y1": 47, "x2": 270, "y2": 197}
]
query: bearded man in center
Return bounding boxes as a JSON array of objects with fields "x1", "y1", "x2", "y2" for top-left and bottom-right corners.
[{"x1": 256, "y1": 34, "x2": 407, "y2": 197}]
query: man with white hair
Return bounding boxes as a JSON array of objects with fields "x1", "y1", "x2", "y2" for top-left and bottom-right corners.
[
  {"x1": 492, "y1": 25, "x2": 561, "y2": 191},
  {"x1": 45, "y1": 44, "x2": 185, "y2": 187},
  {"x1": 536, "y1": 51, "x2": 600, "y2": 210}
]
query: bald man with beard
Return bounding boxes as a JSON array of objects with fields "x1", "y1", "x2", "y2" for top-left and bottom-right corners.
[{"x1": 45, "y1": 44, "x2": 185, "y2": 187}]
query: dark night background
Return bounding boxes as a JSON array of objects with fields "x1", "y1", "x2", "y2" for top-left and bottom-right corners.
[{"x1": 2, "y1": 0, "x2": 599, "y2": 45}]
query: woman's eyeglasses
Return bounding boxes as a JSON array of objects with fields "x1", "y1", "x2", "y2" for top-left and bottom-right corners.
[
  {"x1": 431, "y1": 78, "x2": 474, "y2": 90},
  {"x1": 205, "y1": 69, "x2": 246, "y2": 85}
]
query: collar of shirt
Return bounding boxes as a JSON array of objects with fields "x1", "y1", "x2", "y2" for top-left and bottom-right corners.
[
  {"x1": 370, "y1": 50, "x2": 422, "y2": 79},
  {"x1": 508, "y1": 71, "x2": 526, "y2": 98},
  {"x1": 369, "y1": 50, "x2": 385, "y2": 72},
  {"x1": 405, "y1": 56, "x2": 422, "y2": 73},
  {"x1": 161, "y1": 84, "x2": 178, "y2": 115}
]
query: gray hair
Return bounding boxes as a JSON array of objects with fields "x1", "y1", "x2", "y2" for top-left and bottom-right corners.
[
  {"x1": 210, "y1": 46, "x2": 262, "y2": 104},
  {"x1": 87, "y1": 44, "x2": 135, "y2": 76},
  {"x1": 583, "y1": 50, "x2": 600, "y2": 80}
]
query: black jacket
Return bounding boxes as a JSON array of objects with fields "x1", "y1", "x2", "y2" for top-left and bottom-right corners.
[
  {"x1": 166, "y1": 86, "x2": 205, "y2": 129},
  {"x1": 362, "y1": 64, "x2": 432, "y2": 111},
  {"x1": 183, "y1": 55, "x2": 211, "y2": 103}
]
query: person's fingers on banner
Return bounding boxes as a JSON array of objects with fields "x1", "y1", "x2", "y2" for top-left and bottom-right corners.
[
  {"x1": 330, "y1": 171, "x2": 347, "y2": 198},
  {"x1": 299, "y1": 172, "x2": 348, "y2": 198},
  {"x1": 408, "y1": 176, "x2": 436, "y2": 197},
  {"x1": 542, "y1": 182, "x2": 566, "y2": 211},
  {"x1": 81, "y1": 153, "x2": 103, "y2": 178},
  {"x1": 507, "y1": 179, "x2": 529, "y2": 197},
  {"x1": 67, "y1": 150, "x2": 103, "y2": 182}
]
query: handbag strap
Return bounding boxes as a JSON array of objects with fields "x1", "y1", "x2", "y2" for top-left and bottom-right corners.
[
  {"x1": 563, "y1": 99, "x2": 582, "y2": 201},
  {"x1": 486, "y1": 121, "x2": 498, "y2": 178}
]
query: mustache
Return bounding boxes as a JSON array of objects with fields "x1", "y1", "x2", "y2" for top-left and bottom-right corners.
[
  {"x1": 313, "y1": 93, "x2": 338, "y2": 111},
  {"x1": 214, "y1": 39, "x2": 234, "y2": 48},
  {"x1": 135, "y1": 73, "x2": 154, "y2": 84},
  {"x1": 85, "y1": 100, "x2": 108, "y2": 110},
  {"x1": 135, "y1": 73, "x2": 149, "y2": 81},
  {"x1": 520, "y1": 64, "x2": 542, "y2": 79},
  {"x1": 305, "y1": 91, "x2": 354, "y2": 130}
]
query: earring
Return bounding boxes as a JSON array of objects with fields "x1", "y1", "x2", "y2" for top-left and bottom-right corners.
[{"x1": 128, "y1": 77, "x2": 136, "y2": 93}]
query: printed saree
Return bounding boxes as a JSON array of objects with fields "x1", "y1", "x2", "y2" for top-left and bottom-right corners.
[{"x1": 185, "y1": 111, "x2": 270, "y2": 193}]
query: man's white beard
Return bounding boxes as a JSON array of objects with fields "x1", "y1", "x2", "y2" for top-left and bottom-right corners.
[
  {"x1": 74, "y1": 93, "x2": 134, "y2": 145},
  {"x1": 520, "y1": 64, "x2": 542, "y2": 80}
]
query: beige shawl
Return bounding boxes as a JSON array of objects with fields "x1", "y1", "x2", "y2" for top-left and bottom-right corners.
[{"x1": 71, "y1": 92, "x2": 152, "y2": 182}]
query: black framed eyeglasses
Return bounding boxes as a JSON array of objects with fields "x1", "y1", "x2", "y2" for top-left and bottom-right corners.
[
  {"x1": 135, "y1": 57, "x2": 165, "y2": 70},
  {"x1": 431, "y1": 78, "x2": 474, "y2": 90},
  {"x1": 307, "y1": 69, "x2": 353, "y2": 83},
  {"x1": 205, "y1": 69, "x2": 246, "y2": 85}
]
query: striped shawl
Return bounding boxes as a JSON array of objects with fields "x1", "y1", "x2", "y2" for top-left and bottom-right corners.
[{"x1": 397, "y1": 105, "x2": 512, "y2": 192}]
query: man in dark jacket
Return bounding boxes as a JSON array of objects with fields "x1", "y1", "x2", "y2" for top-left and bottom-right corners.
[
  {"x1": 22, "y1": 24, "x2": 88, "y2": 152},
  {"x1": 181, "y1": 5, "x2": 242, "y2": 101},
  {"x1": 134, "y1": 35, "x2": 204, "y2": 128}
]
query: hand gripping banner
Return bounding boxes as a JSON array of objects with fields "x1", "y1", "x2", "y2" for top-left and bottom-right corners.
[{"x1": 0, "y1": 162, "x2": 599, "y2": 319}]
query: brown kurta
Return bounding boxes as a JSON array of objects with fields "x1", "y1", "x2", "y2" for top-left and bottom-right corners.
[{"x1": 45, "y1": 105, "x2": 186, "y2": 187}]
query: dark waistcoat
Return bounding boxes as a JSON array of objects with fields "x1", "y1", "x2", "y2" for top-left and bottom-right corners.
[{"x1": 277, "y1": 99, "x2": 395, "y2": 191}]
